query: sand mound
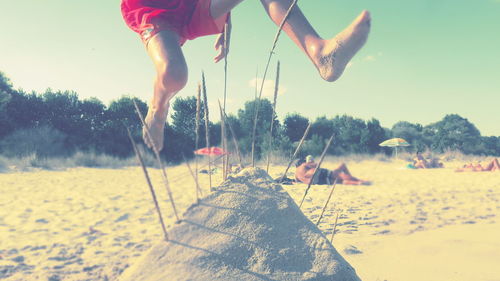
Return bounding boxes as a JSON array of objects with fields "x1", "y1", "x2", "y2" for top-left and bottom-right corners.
[{"x1": 120, "y1": 168, "x2": 360, "y2": 281}]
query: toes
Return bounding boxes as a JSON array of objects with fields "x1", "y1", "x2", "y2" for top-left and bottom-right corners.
[
  {"x1": 355, "y1": 10, "x2": 371, "y2": 27},
  {"x1": 360, "y1": 10, "x2": 371, "y2": 21}
]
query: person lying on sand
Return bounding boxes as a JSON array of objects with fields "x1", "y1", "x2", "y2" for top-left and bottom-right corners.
[
  {"x1": 455, "y1": 158, "x2": 500, "y2": 172},
  {"x1": 295, "y1": 155, "x2": 371, "y2": 185},
  {"x1": 120, "y1": 0, "x2": 371, "y2": 151}
]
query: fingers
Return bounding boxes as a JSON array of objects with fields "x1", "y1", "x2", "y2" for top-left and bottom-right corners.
[
  {"x1": 214, "y1": 47, "x2": 229, "y2": 63},
  {"x1": 214, "y1": 33, "x2": 223, "y2": 49},
  {"x1": 214, "y1": 51, "x2": 224, "y2": 63},
  {"x1": 214, "y1": 40, "x2": 222, "y2": 50}
]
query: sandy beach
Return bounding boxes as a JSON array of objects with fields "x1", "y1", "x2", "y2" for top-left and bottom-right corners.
[{"x1": 1, "y1": 159, "x2": 499, "y2": 281}]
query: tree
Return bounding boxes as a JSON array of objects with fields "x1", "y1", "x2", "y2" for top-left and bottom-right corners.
[
  {"x1": 332, "y1": 115, "x2": 368, "y2": 154},
  {"x1": 310, "y1": 116, "x2": 335, "y2": 141},
  {"x1": 77, "y1": 97, "x2": 106, "y2": 150},
  {"x1": 237, "y1": 99, "x2": 279, "y2": 157},
  {"x1": 283, "y1": 113, "x2": 309, "y2": 142},
  {"x1": 424, "y1": 114, "x2": 482, "y2": 154},
  {"x1": 364, "y1": 118, "x2": 388, "y2": 154},
  {"x1": 0, "y1": 72, "x2": 12, "y2": 110},
  {"x1": 41, "y1": 90, "x2": 83, "y2": 152},
  {"x1": 0, "y1": 72, "x2": 13, "y2": 138},
  {"x1": 97, "y1": 96, "x2": 147, "y2": 157},
  {"x1": 479, "y1": 136, "x2": 500, "y2": 156},
  {"x1": 1, "y1": 90, "x2": 46, "y2": 136},
  {"x1": 171, "y1": 96, "x2": 205, "y2": 141},
  {"x1": 300, "y1": 134, "x2": 326, "y2": 158},
  {"x1": 391, "y1": 121, "x2": 429, "y2": 152}
]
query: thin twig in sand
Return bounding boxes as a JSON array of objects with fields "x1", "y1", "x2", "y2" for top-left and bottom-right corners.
[
  {"x1": 201, "y1": 72, "x2": 212, "y2": 191},
  {"x1": 222, "y1": 22, "x2": 230, "y2": 181},
  {"x1": 266, "y1": 60, "x2": 280, "y2": 173},
  {"x1": 254, "y1": 67, "x2": 258, "y2": 99},
  {"x1": 316, "y1": 178, "x2": 338, "y2": 226},
  {"x1": 299, "y1": 133, "x2": 335, "y2": 208},
  {"x1": 218, "y1": 100, "x2": 243, "y2": 168},
  {"x1": 126, "y1": 127, "x2": 169, "y2": 241},
  {"x1": 220, "y1": 102, "x2": 227, "y2": 180},
  {"x1": 133, "y1": 101, "x2": 180, "y2": 222},
  {"x1": 279, "y1": 122, "x2": 311, "y2": 183},
  {"x1": 195, "y1": 83, "x2": 201, "y2": 189},
  {"x1": 251, "y1": 0, "x2": 299, "y2": 166},
  {"x1": 183, "y1": 156, "x2": 203, "y2": 202},
  {"x1": 330, "y1": 212, "x2": 340, "y2": 242}
]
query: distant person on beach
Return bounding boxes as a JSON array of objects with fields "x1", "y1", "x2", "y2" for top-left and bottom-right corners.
[
  {"x1": 412, "y1": 152, "x2": 443, "y2": 169},
  {"x1": 120, "y1": 0, "x2": 371, "y2": 151},
  {"x1": 455, "y1": 158, "x2": 500, "y2": 172},
  {"x1": 295, "y1": 155, "x2": 371, "y2": 185},
  {"x1": 413, "y1": 152, "x2": 429, "y2": 169}
]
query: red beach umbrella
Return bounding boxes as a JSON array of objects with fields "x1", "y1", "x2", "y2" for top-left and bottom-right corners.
[{"x1": 194, "y1": 147, "x2": 229, "y2": 156}]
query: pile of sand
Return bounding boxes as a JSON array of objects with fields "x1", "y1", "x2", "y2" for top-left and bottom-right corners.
[{"x1": 120, "y1": 167, "x2": 360, "y2": 281}]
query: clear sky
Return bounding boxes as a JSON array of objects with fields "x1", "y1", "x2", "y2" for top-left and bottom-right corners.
[{"x1": 1, "y1": 0, "x2": 499, "y2": 136}]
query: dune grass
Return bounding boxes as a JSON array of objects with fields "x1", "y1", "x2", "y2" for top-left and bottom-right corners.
[
  {"x1": 0, "y1": 149, "x2": 157, "y2": 172},
  {"x1": 0, "y1": 149, "x2": 493, "y2": 174}
]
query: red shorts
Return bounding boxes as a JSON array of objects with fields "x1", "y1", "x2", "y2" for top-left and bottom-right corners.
[{"x1": 120, "y1": 0, "x2": 229, "y2": 46}]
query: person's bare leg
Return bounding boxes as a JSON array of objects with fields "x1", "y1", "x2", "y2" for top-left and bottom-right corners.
[
  {"x1": 483, "y1": 158, "x2": 500, "y2": 171},
  {"x1": 210, "y1": 0, "x2": 245, "y2": 18},
  {"x1": 210, "y1": 0, "x2": 371, "y2": 82},
  {"x1": 493, "y1": 158, "x2": 500, "y2": 171},
  {"x1": 329, "y1": 163, "x2": 351, "y2": 182},
  {"x1": 144, "y1": 30, "x2": 188, "y2": 151},
  {"x1": 338, "y1": 173, "x2": 371, "y2": 185},
  {"x1": 334, "y1": 163, "x2": 352, "y2": 175}
]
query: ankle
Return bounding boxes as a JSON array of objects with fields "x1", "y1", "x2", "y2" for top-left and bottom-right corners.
[
  {"x1": 149, "y1": 102, "x2": 169, "y2": 119},
  {"x1": 306, "y1": 38, "x2": 326, "y2": 63}
]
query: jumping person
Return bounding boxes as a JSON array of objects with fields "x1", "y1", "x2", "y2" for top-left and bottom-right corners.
[{"x1": 121, "y1": 0, "x2": 371, "y2": 151}]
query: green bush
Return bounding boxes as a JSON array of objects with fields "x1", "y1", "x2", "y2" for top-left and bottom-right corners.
[
  {"x1": 299, "y1": 135, "x2": 325, "y2": 159},
  {"x1": 0, "y1": 125, "x2": 67, "y2": 158},
  {"x1": 0, "y1": 155, "x2": 7, "y2": 172}
]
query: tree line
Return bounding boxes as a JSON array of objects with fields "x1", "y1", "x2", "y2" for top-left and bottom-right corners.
[{"x1": 1, "y1": 71, "x2": 499, "y2": 164}]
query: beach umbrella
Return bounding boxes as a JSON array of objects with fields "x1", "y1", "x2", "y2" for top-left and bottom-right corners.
[
  {"x1": 194, "y1": 147, "x2": 229, "y2": 156},
  {"x1": 379, "y1": 138, "x2": 410, "y2": 157},
  {"x1": 194, "y1": 147, "x2": 229, "y2": 175}
]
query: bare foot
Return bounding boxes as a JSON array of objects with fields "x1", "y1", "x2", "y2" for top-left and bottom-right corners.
[
  {"x1": 143, "y1": 108, "x2": 167, "y2": 152},
  {"x1": 359, "y1": 180, "x2": 372, "y2": 186},
  {"x1": 314, "y1": 10, "x2": 371, "y2": 82},
  {"x1": 343, "y1": 179, "x2": 372, "y2": 186}
]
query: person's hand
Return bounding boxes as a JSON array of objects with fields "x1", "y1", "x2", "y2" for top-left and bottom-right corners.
[{"x1": 214, "y1": 17, "x2": 231, "y2": 63}]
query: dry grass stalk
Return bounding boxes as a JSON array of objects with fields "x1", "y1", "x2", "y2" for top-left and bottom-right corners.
[
  {"x1": 250, "y1": 104, "x2": 257, "y2": 167},
  {"x1": 133, "y1": 101, "x2": 180, "y2": 222},
  {"x1": 221, "y1": 23, "x2": 230, "y2": 181},
  {"x1": 254, "y1": 67, "x2": 258, "y2": 99},
  {"x1": 223, "y1": 22, "x2": 229, "y2": 110},
  {"x1": 279, "y1": 121, "x2": 311, "y2": 182},
  {"x1": 299, "y1": 133, "x2": 335, "y2": 208},
  {"x1": 183, "y1": 157, "x2": 203, "y2": 202},
  {"x1": 195, "y1": 83, "x2": 201, "y2": 186},
  {"x1": 330, "y1": 212, "x2": 340, "y2": 242},
  {"x1": 126, "y1": 127, "x2": 169, "y2": 241},
  {"x1": 219, "y1": 102, "x2": 228, "y2": 180},
  {"x1": 201, "y1": 72, "x2": 212, "y2": 190},
  {"x1": 251, "y1": 0, "x2": 299, "y2": 166},
  {"x1": 250, "y1": 67, "x2": 258, "y2": 166},
  {"x1": 218, "y1": 100, "x2": 243, "y2": 167},
  {"x1": 316, "y1": 179, "x2": 338, "y2": 226},
  {"x1": 266, "y1": 60, "x2": 280, "y2": 173}
]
